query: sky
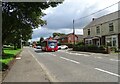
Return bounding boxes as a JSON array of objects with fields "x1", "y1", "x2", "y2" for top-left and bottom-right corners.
[{"x1": 31, "y1": 0, "x2": 119, "y2": 42}]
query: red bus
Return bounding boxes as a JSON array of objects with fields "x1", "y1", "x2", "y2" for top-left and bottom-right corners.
[{"x1": 41, "y1": 40, "x2": 58, "y2": 52}]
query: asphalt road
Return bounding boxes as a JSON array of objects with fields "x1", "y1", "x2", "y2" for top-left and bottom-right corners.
[{"x1": 28, "y1": 47, "x2": 119, "y2": 82}]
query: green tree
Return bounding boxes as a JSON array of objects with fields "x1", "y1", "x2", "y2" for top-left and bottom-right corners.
[
  {"x1": 40, "y1": 37, "x2": 44, "y2": 43},
  {"x1": 2, "y1": 1, "x2": 63, "y2": 50},
  {"x1": 53, "y1": 32, "x2": 65, "y2": 37}
]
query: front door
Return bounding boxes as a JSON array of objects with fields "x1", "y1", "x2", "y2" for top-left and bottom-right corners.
[{"x1": 96, "y1": 40, "x2": 100, "y2": 47}]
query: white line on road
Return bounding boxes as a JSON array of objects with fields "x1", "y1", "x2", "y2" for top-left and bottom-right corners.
[
  {"x1": 95, "y1": 68, "x2": 120, "y2": 77},
  {"x1": 28, "y1": 51, "x2": 58, "y2": 82},
  {"x1": 94, "y1": 57, "x2": 102, "y2": 59},
  {"x1": 75, "y1": 53, "x2": 83, "y2": 55},
  {"x1": 48, "y1": 53, "x2": 57, "y2": 57},
  {"x1": 110, "y1": 59, "x2": 120, "y2": 62},
  {"x1": 60, "y1": 57, "x2": 80, "y2": 64},
  {"x1": 84, "y1": 55, "x2": 90, "y2": 57}
]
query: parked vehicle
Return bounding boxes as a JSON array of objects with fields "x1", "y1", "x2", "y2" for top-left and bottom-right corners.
[
  {"x1": 41, "y1": 40, "x2": 58, "y2": 52},
  {"x1": 36, "y1": 45, "x2": 41, "y2": 49},
  {"x1": 58, "y1": 45, "x2": 68, "y2": 50}
]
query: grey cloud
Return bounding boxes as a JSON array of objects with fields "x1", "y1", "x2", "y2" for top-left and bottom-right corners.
[{"x1": 32, "y1": 0, "x2": 118, "y2": 40}]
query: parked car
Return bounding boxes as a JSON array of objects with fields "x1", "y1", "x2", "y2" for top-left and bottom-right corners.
[
  {"x1": 58, "y1": 45, "x2": 68, "y2": 50},
  {"x1": 35, "y1": 44, "x2": 41, "y2": 49},
  {"x1": 36, "y1": 46, "x2": 41, "y2": 49},
  {"x1": 29, "y1": 45, "x2": 32, "y2": 47}
]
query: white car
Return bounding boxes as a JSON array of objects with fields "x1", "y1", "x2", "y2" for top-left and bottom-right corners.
[
  {"x1": 58, "y1": 45, "x2": 68, "y2": 50},
  {"x1": 36, "y1": 46, "x2": 41, "y2": 49}
]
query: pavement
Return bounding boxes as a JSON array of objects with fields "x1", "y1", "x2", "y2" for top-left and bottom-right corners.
[{"x1": 1, "y1": 47, "x2": 51, "y2": 83}]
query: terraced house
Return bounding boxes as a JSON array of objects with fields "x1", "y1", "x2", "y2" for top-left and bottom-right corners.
[{"x1": 83, "y1": 11, "x2": 120, "y2": 49}]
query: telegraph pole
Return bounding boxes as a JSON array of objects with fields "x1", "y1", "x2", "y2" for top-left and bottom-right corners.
[{"x1": 73, "y1": 19, "x2": 75, "y2": 46}]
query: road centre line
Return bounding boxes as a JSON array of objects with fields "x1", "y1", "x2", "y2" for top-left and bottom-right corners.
[
  {"x1": 60, "y1": 57, "x2": 80, "y2": 64},
  {"x1": 95, "y1": 68, "x2": 120, "y2": 77}
]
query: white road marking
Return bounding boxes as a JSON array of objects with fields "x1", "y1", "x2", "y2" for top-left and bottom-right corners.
[
  {"x1": 110, "y1": 59, "x2": 120, "y2": 62},
  {"x1": 16, "y1": 57, "x2": 21, "y2": 59},
  {"x1": 75, "y1": 53, "x2": 83, "y2": 55},
  {"x1": 48, "y1": 53, "x2": 57, "y2": 57},
  {"x1": 95, "y1": 68, "x2": 120, "y2": 77},
  {"x1": 84, "y1": 55, "x2": 90, "y2": 57},
  {"x1": 94, "y1": 57, "x2": 102, "y2": 59},
  {"x1": 60, "y1": 57, "x2": 80, "y2": 64}
]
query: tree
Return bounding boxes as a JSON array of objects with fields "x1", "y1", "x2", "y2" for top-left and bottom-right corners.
[
  {"x1": 2, "y1": 1, "x2": 64, "y2": 49},
  {"x1": 40, "y1": 37, "x2": 44, "y2": 43},
  {"x1": 53, "y1": 32, "x2": 65, "y2": 37}
]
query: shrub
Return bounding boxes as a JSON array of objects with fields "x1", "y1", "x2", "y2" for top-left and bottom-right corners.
[{"x1": 99, "y1": 45, "x2": 106, "y2": 50}]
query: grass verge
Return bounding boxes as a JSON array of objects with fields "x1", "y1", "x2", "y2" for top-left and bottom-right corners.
[{"x1": 0, "y1": 47, "x2": 21, "y2": 71}]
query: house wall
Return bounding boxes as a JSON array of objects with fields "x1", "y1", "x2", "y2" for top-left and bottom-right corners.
[
  {"x1": 60, "y1": 34, "x2": 78, "y2": 44},
  {"x1": 83, "y1": 12, "x2": 120, "y2": 48},
  {"x1": 68, "y1": 34, "x2": 78, "y2": 43},
  {"x1": 83, "y1": 19, "x2": 119, "y2": 38},
  {"x1": 101, "y1": 20, "x2": 119, "y2": 36},
  {"x1": 60, "y1": 38, "x2": 68, "y2": 44}
]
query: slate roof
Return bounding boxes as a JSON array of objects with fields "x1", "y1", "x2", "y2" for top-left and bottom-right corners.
[{"x1": 84, "y1": 11, "x2": 119, "y2": 29}]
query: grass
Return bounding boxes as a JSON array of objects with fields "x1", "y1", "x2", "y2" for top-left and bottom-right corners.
[{"x1": 0, "y1": 47, "x2": 21, "y2": 65}]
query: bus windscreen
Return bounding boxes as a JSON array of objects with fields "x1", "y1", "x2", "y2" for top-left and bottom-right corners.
[{"x1": 48, "y1": 41, "x2": 57, "y2": 48}]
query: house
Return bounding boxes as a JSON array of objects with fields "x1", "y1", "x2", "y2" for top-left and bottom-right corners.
[
  {"x1": 83, "y1": 11, "x2": 120, "y2": 49},
  {"x1": 45, "y1": 36, "x2": 53, "y2": 40},
  {"x1": 77, "y1": 35, "x2": 83, "y2": 42},
  {"x1": 56, "y1": 33, "x2": 79, "y2": 44}
]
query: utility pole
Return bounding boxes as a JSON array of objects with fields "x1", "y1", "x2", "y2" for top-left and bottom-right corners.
[
  {"x1": 73, "y1": 19, "x2": 75, "y2": 46},
  {"x1": 20, "y1": 35, "x2": 22, "y2": 49}
]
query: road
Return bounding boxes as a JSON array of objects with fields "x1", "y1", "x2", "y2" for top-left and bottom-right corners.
[{"x1": 28, "y1": 47, "x2": 119, "y2": 82}]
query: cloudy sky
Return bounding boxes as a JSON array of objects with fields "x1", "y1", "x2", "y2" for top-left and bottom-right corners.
[{"x1": 31, "y1": 0, "x2": 119, "y2": 41}]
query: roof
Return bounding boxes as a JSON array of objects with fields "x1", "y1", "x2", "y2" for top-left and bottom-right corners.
[
  {"x1": 59, "y1": 33, "x2": 78, "y2": 39},
  {"x1": 54, "y1": 36, "x2": 60, "y2": 40},
  {"x1": 84, "y1": 11, "x2": 119, "y2": 29}
]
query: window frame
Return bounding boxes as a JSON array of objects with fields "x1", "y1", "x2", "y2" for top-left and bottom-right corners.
[
  {"x1": 88, "y1": 29, "x2": 90, "y2": 35},
  {"x1": 96, "y1": 26, "x2": 100, "y2": 34},
  {"x1": 109, "y1": 23, "x2": 114, "y2": 32}
]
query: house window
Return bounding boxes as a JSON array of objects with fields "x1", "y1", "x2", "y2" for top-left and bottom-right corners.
[
  {"x1": 109, "y1": 23, "x2": 114, "y2": 31},
  {"x1": 113, "y1": 38, "x2": 116, "y2": 46},
  {"x1": 88, "y1": 29, "x2": 90, "y2": 35},
  {"x1": 106, "y1": 38, "x2": 112, "y2": 46},
  {"x1": 89, "y1": 40, "x2": 92, "y2": 44},
  {"x1": 96, "y1": 26, "x2": 100, "y2": 34},
  {"x1": 85, "y1": 40, "x2": 88, "y2": 44}
]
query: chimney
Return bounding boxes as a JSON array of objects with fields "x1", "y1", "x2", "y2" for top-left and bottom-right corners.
[{"x1": 92, "y1": 18, "x2": 95, "y2": 21}]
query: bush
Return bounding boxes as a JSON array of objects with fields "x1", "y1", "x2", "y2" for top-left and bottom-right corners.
[
  {"x1": 99, "y1": 45, "x2": 106, "y2": 50},
  {"x1": 75, "y1": 42, "x2": 84, "y2": 46},
  {"x1": 73, "y1": 44, "x2": 107, "y2": 53},
  {"x1": 111, "y1": 47, "x2": 117, "y2": 51}
]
